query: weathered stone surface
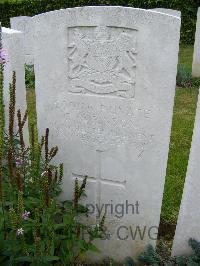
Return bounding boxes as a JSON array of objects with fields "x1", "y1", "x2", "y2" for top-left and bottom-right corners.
[
  {"x1": 192, "y1": 8, "x2": 200, "y2": 77},
  {"x1": 151, "y1": 8, "x2": 181, "y2": 18},
  {"x1": 2, "y1": 27, "x2": 28, "y2": 142},
  {"x1": 32, "y1": 7, "x2": 180, "y2": 262},
  {"x1": 10, "y1": 16, "x2": 34, "y2": 65},
  {"x1": 172, "y1": 92, "x2": 200, "y2": 256}
]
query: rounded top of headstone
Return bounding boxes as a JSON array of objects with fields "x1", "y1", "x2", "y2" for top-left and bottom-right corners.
[
  {"x1": 32, "y1": 6, "x2": 181, "y2": 24},
  {"x1": 151, "y1": 8, "x2": 181, "y2": 18}
]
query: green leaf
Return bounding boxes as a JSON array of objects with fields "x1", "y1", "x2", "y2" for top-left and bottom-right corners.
[
  {"x1": 14, "y1": 256, "x2": 33, "y2": 262},
  {"x1": 44, "y1": 256, "x2": 60, "y2": 262},
  {"x1": 54, "y1": 223, "x2": 67, "y2": 230}
]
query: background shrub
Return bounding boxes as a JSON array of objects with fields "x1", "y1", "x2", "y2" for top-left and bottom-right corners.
[
  {"x1": 176, "y1": 64, "x2": 200, "y2": 87},
  {"x1": 0, "y1": 0, "x2": 200, "y2": 44},
  {"x1": 176, "y1": 64, "x2": 192, "y2": 87}
]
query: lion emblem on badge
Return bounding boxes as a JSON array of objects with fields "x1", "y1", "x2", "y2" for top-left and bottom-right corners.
[{"x1": 67, "y1": 26, "x2": 137, "y2": 98}]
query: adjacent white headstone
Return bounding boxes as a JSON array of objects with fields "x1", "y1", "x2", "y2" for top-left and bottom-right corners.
[
  {"x1": 172, "y1": 91, "x2": 200, "y2": 256},
  {"x1": 32, "y1": 7, "x2": 180, "y2": 262},
  {"x1": 10, "y1": 16, "x2": 34, "y2": 65},
  {"x1": 151, "y1": 8, "x2": 181, "y2": 18},
  {"x1": 2, "y1": 27, "x2": 28, "y2": 141},
  {"x1": 192, "y1": 8, "x2": 200, "y2": 77}
]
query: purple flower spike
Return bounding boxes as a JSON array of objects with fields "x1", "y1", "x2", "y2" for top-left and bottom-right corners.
[{"x1": 22, "y1": 210, "x2": 30, "y2": 220}]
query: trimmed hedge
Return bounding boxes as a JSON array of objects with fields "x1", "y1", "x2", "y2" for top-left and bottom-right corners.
[{"x1": 0, "y1": 0, "x2": 200, "y2": 44}]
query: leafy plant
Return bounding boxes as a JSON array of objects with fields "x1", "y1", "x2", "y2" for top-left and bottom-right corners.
[
  {"x1": 0, "y1": 69, "x2": 104, "y2": 265},
  {"x1": 176, "y1": 64, "x2": 192, "y2": 87},
  {"x1": 138, "y1": 238, "x2": 200, "y2": 265}
]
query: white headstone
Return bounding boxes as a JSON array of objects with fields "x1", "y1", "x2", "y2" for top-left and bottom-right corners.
[
  {"x1": 192, "y1": 8, "x2": 200, "y2": 77},
  {"x1": 172, "y1": 91, "x2": 200, "y2": 256},
  {"x1": 2, "y1": 27, "x2": 28, "y2": 141},
  {"x1": 32, "y1": 7, "x2": 180, "y2": 262},
  {"x1": 10, "y1": 16, "x2": 34, "y2": 65},
  {"x1": 151, "y1": 8, "x2": 181, "y2": 18}
]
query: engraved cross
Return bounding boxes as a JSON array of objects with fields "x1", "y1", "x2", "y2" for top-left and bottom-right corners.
[{"x1": 72, "y1": 150, "x2": 126, "y2": 220}]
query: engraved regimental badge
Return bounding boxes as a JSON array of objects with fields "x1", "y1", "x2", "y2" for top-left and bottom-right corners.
[{"x1": 68, "y1": 26, "x2": 137, "y2": 98}]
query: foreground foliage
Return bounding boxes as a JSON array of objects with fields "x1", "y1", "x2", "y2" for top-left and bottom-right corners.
[
  {"x1": 137, "y1": 238, "x2": 200, "y2": 266},
  {"x1": 0, "y1": 69, "x2": 103, "y2": 265}
]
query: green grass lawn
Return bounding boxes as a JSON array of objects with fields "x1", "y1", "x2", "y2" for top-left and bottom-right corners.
[
  {"x1": 178, "y1": 45, "x2": 194, "y2": 70},
  {"x1": 161, "y1": 45, "x2": 199, "y2": 225}
]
